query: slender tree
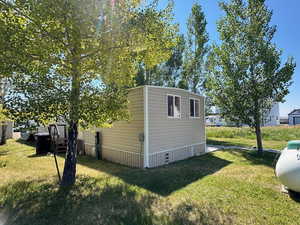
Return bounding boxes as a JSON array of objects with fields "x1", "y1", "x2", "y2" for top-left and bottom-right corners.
[
  {"x1": 135, "y1": 2, "x2": 210, "y2": 92},
  {"x1": 182, "y1": 1, "x2": 209, "y2": 93},
  {"x1": 206, "y1": 0, "x2": 296, "y2": 153},
  {"x1": 1, "y1": 0, "x2": 177, "y2": 185}
]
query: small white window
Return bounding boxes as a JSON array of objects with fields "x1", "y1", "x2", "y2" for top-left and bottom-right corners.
[
  {"x1": 167, "y1": 95, "x2": 181, "y2": 118},
  {"x1": 190, "y1": 98, "x2": 200, "y2": 118}
]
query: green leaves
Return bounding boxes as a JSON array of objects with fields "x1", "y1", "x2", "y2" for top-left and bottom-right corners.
[
  {"x1": 1, "y1": 0, "x2": 178, "y2": 127},
  {"x1": 207, "y1": 0, "x2": 296, "y2": 128}
]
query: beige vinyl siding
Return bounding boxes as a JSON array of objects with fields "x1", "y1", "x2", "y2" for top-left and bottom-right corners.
[
  {"x1": 80, "y1": 87, "x2": 144, "y2": 168},
  {"x1": 147, "y1": 86, "x2": 205, "y2": 167}
]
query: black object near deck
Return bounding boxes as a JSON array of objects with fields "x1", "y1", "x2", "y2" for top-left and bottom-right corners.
[{"x1": 35, "y1": 133, "x2": 51, "y2": 155}]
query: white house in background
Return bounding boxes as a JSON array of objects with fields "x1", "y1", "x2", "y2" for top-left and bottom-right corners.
[
  {"x1": 206, "y1": 115, "x2": 226, "y2": 127},
  {"x1": 262, "y1": 103, "x2": 280, "y2": 126},
  {"x1": 206, "y1": 103, "x2": 280, "y2": 127},
  {"x1": 288, "y1": 109, "x2": 300, "y2": 125}
]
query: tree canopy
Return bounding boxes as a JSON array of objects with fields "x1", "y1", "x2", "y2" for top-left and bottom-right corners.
[
  {"x1": 182, "y1": 1, "x2": 209, "y2": 93},
  {"x1": 0, "y1": 0, "x2": 178, "y2": 185},
  {"x1": 1, "y1": 0, "x2": 178, "y2": 126},
  {"x1": 206, "y1": 0, "x2": 296, "y2": 152}
]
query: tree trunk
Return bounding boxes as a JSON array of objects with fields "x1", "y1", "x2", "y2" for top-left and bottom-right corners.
[
  {"x1": 61, "y1": 122, "x2": 78, "y2": 186},
  {"x1": 61, "y1": 52, "x2": 80, "y2": 186},
  {"x1": 255, "y1": 123, "x2": 263, "y2": 153},
  {"x1": 254, "y1": 111, "x2": 263, "y2": 154},
  {"x1": 145, "y1": 69, "x2": 149, "y2": 85}
]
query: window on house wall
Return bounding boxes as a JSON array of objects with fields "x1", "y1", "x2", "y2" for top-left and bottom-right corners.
[
  {"x1": 167, "y1": 95, "x2": 181, "y2": 118},
  {"x1": 190, "y1": 98, "x2": 200, "y2": 118}
]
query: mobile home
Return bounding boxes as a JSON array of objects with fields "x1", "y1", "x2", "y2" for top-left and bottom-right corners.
[
  {"x1": 79, "y1": 85, "x2": 206, "y2": 168},
  {"x1": 288, "y1": 109, "x2": 300, "y2": 125}
]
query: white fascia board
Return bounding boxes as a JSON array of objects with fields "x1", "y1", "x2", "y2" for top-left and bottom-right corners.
[
  {"x1": 145, "y1": 85, "x2": 205, "y2": 98},
  {"x1": 143, "y1": 86, "x2": 149, "y2": 168}
]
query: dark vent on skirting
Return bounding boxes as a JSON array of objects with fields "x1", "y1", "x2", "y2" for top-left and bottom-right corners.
[{"x1": 165, "y1": 152, "x2": 169, "y2": 164}]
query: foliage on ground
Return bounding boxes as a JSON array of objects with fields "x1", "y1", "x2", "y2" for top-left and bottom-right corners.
[{"x1": 0, "y1": 139, "x2": 300, "y2": 225}]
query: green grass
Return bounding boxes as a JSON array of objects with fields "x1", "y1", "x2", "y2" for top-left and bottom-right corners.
[
  {"x1": 1, "y1": 139, "x2": 300, "y2": 225},
  {"x1": 207, "y1": 126, "x2": 300, "y2": 150}
]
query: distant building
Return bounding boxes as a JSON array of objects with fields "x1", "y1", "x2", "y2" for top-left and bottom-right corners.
[
  {"x1": 206, "y1": 114, "x2": 226, "y2": 127},
  {"x1": 207, "y1": 103, "x2": 280, "y2": 127},
  {"x1": 280, "y1": 116, "x2": 289, "y2": 125},
  {"x1": 288, "y1": 109, "x2": 300, "y2": 125},
  {"x1": 262, "y1": 103, "x2": 280, "y2": 126}
]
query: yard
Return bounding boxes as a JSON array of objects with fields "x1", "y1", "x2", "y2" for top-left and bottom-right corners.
[
  {"x1": 1, "y1": 139, "x2": 300, "y2": 225},
  {"x1": 207, "y1": 125, "x2": 300, "y2": 150}
]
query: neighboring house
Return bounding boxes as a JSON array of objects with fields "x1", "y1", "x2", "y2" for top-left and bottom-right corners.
[
  {"x1": 206, "y1": 103, "x2": 280, "y2": 127},
  {"x1": 288, "y1": 109, "x2": 300, "y2": 125},
  {"x1": 262, "y1": 103, "x2": 280, "y2": 126},
  {"x1": 79, "y1": 85, "x2": 206, "y2": 168},
  {"x1": 206, "y1": 114, "x2": 226, "y2": 127}
]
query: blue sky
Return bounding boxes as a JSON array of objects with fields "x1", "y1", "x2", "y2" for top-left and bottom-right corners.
[{"x1": 160, "y1": 0, "x2": 299, "y2": 117}]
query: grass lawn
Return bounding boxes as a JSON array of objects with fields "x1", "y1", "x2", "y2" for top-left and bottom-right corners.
[
  {"x1": 207, "y1": 126, "x2": 300, "y2": 150},
  {"x1": 1, "y1": 139, "x2": 300, "y2": 225}
]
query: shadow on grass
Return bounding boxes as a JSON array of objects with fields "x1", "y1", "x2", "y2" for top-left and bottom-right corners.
[
  {"x1": 0, "y1": 176, "x2": 234, "y2": 225},
  {"x1": 76, "y1": 154, "x2": 231, "y2": 196},
  {"x1": 16, "y1": 138, "x2": 36, "y2": 147},
  {"x1": 224, "y1": 149, "x2": 276, "y2": 168},
  {"x1": 288, "y1": 190, "x2": 300, "y2": 203},
  {"x1": 0, "y1": 150, "x2": 9, "y2": 156},
  {"x1": 207, "y1": 138, "x2": 252, "y2": 148},
  {"x1": 27, "y1": 153, "x2": 48, "y2": 158}
]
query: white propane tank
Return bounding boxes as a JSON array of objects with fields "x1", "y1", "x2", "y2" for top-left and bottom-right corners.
[{"x1": 275, "y1": 140, "x2": 300, "y2": 192}]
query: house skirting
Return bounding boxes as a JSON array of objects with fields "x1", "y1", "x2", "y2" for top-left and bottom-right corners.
[
  {"x1": 84, "y1": 143, "x2": 143, "y2": 168},
  {"x1": 83, "y1": 141, "x2": 206, "y2": 168},
  {"x1": 148, "y1": 142, "x2": 206, "y2": 168},
  {"x1": 102, "y1": 147, "x2": 143, "y2": 168}
]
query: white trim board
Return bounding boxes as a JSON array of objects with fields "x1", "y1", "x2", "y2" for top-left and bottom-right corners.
[
  {"x1": 146, "y1": 85, "x2": 204, "y2": 98},
  {"x1": 149, "y1": 142, "x2": 206, "y2": 156},
  {"x1": 144, "y1": 86, "x2": 149, "y2": 168},
  {"x1": 129, "y1": 85, "x2": 205, "y2": 98}
]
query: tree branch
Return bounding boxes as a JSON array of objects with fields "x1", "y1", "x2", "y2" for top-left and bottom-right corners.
[{"x1": 0, "y1": 0, "x2": 68, "y2": 48}]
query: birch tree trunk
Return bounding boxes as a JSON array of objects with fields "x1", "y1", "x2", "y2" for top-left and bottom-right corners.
[{"x1": 61, "y1": 54, "x2": 80, "y2": 186}]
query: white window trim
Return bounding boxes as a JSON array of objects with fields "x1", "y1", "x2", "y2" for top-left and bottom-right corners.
[
  {"x1": 189, "y1": 97, "x2": 200, "y2": 119},
  {"x1": 167, "y1": 94, "x2": 181, "y2": 119}
]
